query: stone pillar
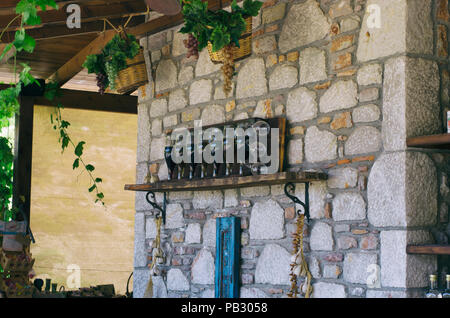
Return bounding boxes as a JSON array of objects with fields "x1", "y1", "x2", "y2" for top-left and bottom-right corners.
[{"x1": 361, "y1": 0, "x2": 440, "y2": 296}]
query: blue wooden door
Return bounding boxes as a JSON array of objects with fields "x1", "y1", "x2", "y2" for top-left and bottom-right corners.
[{"x1": 215, "y1": 217, "x2": 240, "y2": 298}]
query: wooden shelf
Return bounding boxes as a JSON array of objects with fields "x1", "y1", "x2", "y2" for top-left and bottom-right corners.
[
  {"x1": 124, "y1": 171, "x2": 327, "y2": 192},
  {"x1": 406, "y1": 245, "x2": 450, "y2": 255},
  {"x1": 406, "y1": 133, "x2": 450, "y2": 150}
]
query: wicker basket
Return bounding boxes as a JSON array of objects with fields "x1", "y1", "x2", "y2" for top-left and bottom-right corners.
[
  {"x1": 115, "y1": 49, "x2": 148, "y2": 94},
  {"x1": 208, "y1": 16, "x2": 253, "y2": 63}
]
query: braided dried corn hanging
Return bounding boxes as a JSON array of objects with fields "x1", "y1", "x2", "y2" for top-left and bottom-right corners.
[{"x1": 288, "y1": 214, "x2": 313, "y2": 298}]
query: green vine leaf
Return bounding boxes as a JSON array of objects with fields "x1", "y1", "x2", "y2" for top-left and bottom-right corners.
[
  {"x1": 72, "y1": 158, "x2": 79, "y2": 170},
  {"x1": 85, "y1": 164, "x2": 95, "y2": 172},
  {"x1": 74, "y1": 141, "x2": 85, "y2": 157},
  {"x1": 19, "y1": 63, "x2": 39, "y2": 86},
  {"x1": 0, "y1": 0, "x2": 105, "y2": 208},
  {"x1": 13, "y1": 29, "x2": 36, "y2": 53}
]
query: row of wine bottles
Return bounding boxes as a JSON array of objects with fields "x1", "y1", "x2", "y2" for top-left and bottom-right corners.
[{"x1": 425, "y1": 274, "x2": 450, "y2": 298}]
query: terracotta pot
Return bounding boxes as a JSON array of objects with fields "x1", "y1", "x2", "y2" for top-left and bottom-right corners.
[{"x1": 145, "y1": 0, "x2": 181, "y2": 16}]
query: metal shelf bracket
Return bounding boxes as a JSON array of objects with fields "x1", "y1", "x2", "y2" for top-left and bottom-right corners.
[
  {"x1": 146, "y1": 191, "x2": 167, "y2": 224},
  {"x1": 284, "y1": 182, "x2": 310, "y2": 222}
]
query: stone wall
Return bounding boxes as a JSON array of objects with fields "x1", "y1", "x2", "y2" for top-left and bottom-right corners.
[{"x1": 133, "y1": 0, "x2": 450, "y2": 298}]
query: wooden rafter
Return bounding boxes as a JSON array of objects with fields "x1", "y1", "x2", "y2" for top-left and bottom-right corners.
[
  {"x1": 0, "y1": 0, "x2": 148, "y2": 30},
  {"x1": 46, "y1": 30, "x2": 116, "y2": 84},
  {"x1": 0, "y1": 0, "x2": 142, "y2": 16}
]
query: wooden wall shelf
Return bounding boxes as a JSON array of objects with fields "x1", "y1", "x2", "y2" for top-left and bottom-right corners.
[
  {"x1": 406, "y1": 133, "x2": 450, "y2": 150},
  {"x1": 406, "y1": 245, "x2": 450, "y2": 255},
  {"x1": 124, "y1": 171, "x2": 327, "y2": 192}
]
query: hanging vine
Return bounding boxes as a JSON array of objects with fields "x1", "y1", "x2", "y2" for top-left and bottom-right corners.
[{"x1": 0, "y1": 0, "x2": 105, "y2": 208}]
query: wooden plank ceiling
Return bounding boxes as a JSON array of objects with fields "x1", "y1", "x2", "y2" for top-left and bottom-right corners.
[
  {"x1": 0, "y1": 0, "x2": 148, "y2": 90},
  {"x1": 0, "y1": 0, "x2": 237, "y2": 91}
]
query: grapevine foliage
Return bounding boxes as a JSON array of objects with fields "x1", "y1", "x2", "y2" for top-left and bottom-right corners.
[
  {"x1": 179, "y1": 0, "x2": 263, "y2": 52},
  {"x1": 83, "y1": 34, "x2": 140, "y2": 93},
  {"x1": 0, "y1": 0, "x2": 106, "y2": 209}
]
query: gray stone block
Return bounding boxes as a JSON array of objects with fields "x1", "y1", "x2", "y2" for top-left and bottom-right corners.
[
  {"x1": 193, "y1": 191, "x2": 223, "y2": 210},
  {"x1": 368, "y1": 152, "x2": 438, "y2": 227},
  {"x1": 333, "y1": 192, "x2": 366, "y2": 221},
  {"x1": 299, "y1": 47, "x2": 327, "y2": 85},
  {"x1": 380, "y1": 230, "x2": 436, "y2": 288},
  {"x1": 327, "y1": 167, "x2": 358, "y2": 189},
  {"x1": 310, "y1": 222, "x2": 334, "y2": 251},
  {"x1": 255, "y1": 244, "x2": 291, "y2": 285},
  {"x1": 201, "y1": 105, "x2": 225, "y2": 126},
  {"x1": 167, "y1": 268, "x2": 190, "y2": 291},
  {"x1": 249, "y1": 199, "x2": 285, "y2": 240},
  {"x1": 186, "y1": 223, "x2": 202, "y2": 244},
  {"x1": 202, "y1": 219, "x2": 216, "y2": 248},
  {"x1": 269, "y1": 65, "x2": 298, "y2": 91},
  {"x1": 356, "y1": 0, "x2": 432, "y2": 62},
  {"x1": 382, "y1": 57, "x2": 440, "y2": 151},
  {"x1": 343, "y1": 252, "x2": 377, "y2": 284},
  {"x1": 190, "y1": 79, "x2": 212, "y2": 105},
  {"x1": 286, "y1": 87, "x2": 318, "y2": 123},
  {"x1": 191, "y1": 249, "x2": 215, "y2": 285},
  {"x1": 133, "y1": 268, "x2": 151, "y2": 298},
  {"x1": 312, "y1": 282, "x2": 346, "y2": 298},
  {"x1": 236, "y1": 58, "x2": 267, "y2": 99},
  {"x1": 134, "y1": 212, "x2": 147, "y2": 268},
  {"x1": 279, "y1": 0, "x2": 330, "y2": 53},
  {"x1": 155, "y1": 60, "x2": 177, "y2": 92},
  {"x1": 319, "y1": 80, "x2": 358, "y2": 113},
  {"x1": 305, "y1": 126, "x2": 337, "y2": 163}
]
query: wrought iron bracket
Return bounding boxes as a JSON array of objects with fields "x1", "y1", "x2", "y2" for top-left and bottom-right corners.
[
  {"x1": 146, "y1": 191, "x2": 167, "y2": 224},
  {"x1": 284, "y1": 182, "x2": 310, "y2": 223}
]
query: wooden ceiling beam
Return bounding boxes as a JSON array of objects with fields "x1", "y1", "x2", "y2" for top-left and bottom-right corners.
[
  {"x1": 1, "y1": 15, "x2": 145, "y2": 42},
  {"x1": 33, "y1": 88, "x2": 138, "y2": 114},
  {"x1": 0, "y1": 84, "x2": 137, "y2": 114},
  {"x1": 46, "y1": 0, "x2": 240, "y2": 86},
  {"x1": 0, "y1": 0, "x2": 95, "y2": 16},
  {"x1": 0, "y1": 0, "x2": 137, "y2": 15},
  {"x1": 0, "y1": 0, "x2": 148, "y2": 29}
]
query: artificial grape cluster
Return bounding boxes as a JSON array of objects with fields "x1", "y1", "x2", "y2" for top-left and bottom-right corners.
[
  {"x1": 184, "y1": 34, "x2": 199, "y2": 59},
  {"x1": 105, "y1": 61, "x2": 118, "y2": 90},
  {"x1": 221, "y1": 44, "x2": 235, "y2": 96},
  {"x1": 96, "y1": 73, "x2": 107, "y2": 95}
]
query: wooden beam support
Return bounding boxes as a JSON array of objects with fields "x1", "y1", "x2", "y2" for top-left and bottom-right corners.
[
  {"x1": 13, "y1": 96, "x2": 34, "y2": 222},
  {"x1": 46, "y1": 30, "x2": 116, "y2": 85},
  {"x1": 33, "y1": 88, "x2": 137, "y2": 114}
]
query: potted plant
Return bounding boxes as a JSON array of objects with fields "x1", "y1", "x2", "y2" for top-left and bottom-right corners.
[
  {"x1": 179, "y1": 0, "x2": 263, "y2": 95},
  {"x1": 83, "y1": 33, "x2": 147, "y2": 94}
]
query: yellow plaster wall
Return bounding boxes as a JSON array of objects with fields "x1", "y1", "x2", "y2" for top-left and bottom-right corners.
[{"x1": 30, "y1": 105, "x2": 137, "y2": 294}]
